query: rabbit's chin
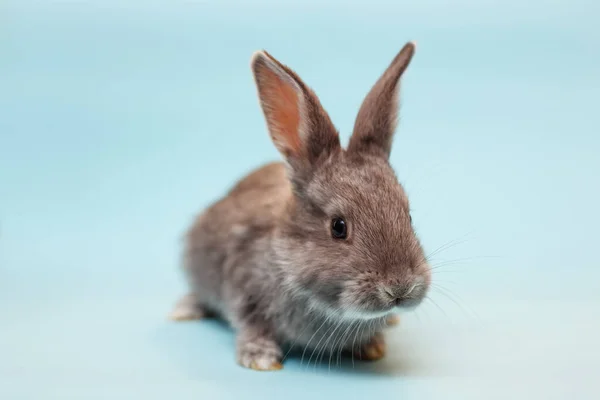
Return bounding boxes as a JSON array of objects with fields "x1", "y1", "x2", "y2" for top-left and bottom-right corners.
[
  {"x1": 323, "y1": 304, "x2": 396, "y2": 322},
  {"x1": 336, "y1": 300, "x2": 425, "y2": 322},
  {"x1": 343, "y1": 308, "x2": 395, "y2": 322},
  {"x1": 302, "y1": 293, "x2": 390, "y2": 322}
]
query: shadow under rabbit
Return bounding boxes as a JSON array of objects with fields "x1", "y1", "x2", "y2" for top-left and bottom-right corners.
[{"x1": 153, "y1": 315, "x2": 442, "y2": 378}]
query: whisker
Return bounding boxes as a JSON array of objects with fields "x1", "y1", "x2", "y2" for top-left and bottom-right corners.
[
  {"x1": 426, "y1": 295, "x2": 448, "y2": 319},
  {"x1": 308, "y1": 315, "x2": 338, "y2": 371},
  {"x1": 425, "y1": 232, "x2": 474, "y2": 260},
  {"x1": 332, "y1": 315, "x2": 356, "y2": 369},
  {"x1": 321, "y1": 317, "x2": 345, "y2": 373},
  {"x1": 431, "y1": 284, "x2": 482, "y2": 323},
  {"x1": 301, "y1": 312, "x2": 332, "y2": 368},
  {"x1": 414, "y1": 309, "x2": 422, "y2": 325},
  {"x1": 350, "y1": 320, "x2": 363, "y2": 368},
  {"x1": 429, "y1": 278, "x2": 458, "y2": 286},
  {"x1": 428, "y1": 255, "x2": 501, "y2": 271},
  {"x1": 324, "y1": 317, "x2": 348, "y2": 371},
  {"x1": 282, "y1": 310, "x2": 319, "y2": 362},
  {"x1": 419, "y1": 301, "x2": 432, "y2": 323},
  {"x1": 355, "y1": 321, "x2": 367, "y2": 362}
]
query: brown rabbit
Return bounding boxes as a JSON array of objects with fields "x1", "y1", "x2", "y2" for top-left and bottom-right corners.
[{"x1": 170, "y1": 42, "x2": 431, "y2": 371}]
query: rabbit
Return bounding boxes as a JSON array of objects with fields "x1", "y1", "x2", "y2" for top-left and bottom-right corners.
[{"x1": 169, "y1": 41, "x2": 431, "y2": 371}]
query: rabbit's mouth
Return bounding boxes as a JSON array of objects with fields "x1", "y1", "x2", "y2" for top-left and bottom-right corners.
[
  {"x1": 334, "y1": 281, "x2": 428, "y2": 320},
  {"x1": 298, "y1": 279, "x2": 390, "y2": 320},
  {"x1": 298, "y1": 275, "x2": 427, "y2": 321},
  {"x1": 381, "y1": 278, "x2": 428, "y2": 311},
  {"x1": 335, "y1": 293, "x2": 399, "y2": 321},
  {"x1": 341, "y1": 307, "x2": 395, "y2": 321},
  {"x1": 338, "y1": 300, "x2": 423, "y2": 322}
]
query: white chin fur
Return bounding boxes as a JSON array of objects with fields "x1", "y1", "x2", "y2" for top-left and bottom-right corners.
[
  {"x1": 341, "y1": 308, "x2": 392, "y2": 321},
  {"x1": 307, "y1": 296, "x2": 391, "y2": 321}
]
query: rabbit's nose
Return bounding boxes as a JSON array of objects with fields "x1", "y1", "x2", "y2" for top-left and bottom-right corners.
[
  {"x1": 389, "y1": 291, "x2": 411, "y2": 307},
  {"x1": 386, "y1": 277, "x2": 427, "y2": 308},
  {"x1": 384, "y1": 285, "x2": 410, "y2": 303}
]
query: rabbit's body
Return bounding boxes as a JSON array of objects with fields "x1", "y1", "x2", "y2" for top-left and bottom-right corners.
[
  {"x1": 171, "y1": 42, "x2": 431, "y2": 371},
  {"x1": 182, "y1": 162, "x2": 289, "y2": 323},
  {"x1": 179, "y1": 162, "x2": 385, "y2": 362}
]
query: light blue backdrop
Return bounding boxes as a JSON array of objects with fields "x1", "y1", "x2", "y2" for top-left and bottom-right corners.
[{"x1": 1, "y1": 0, "x2": 599, "y2": 398}]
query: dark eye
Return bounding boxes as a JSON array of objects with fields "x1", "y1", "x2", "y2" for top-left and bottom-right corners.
[{"x1": 331, "y1": 217, "x2": 347, "y2": 239}]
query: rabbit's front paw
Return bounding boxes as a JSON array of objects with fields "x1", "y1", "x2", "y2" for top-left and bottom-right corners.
[
  {"x1": 236, "y1": 331, "x2": 283, "y2": 371},
  {"x1": 357, "y1": 332, "x2": 386, "y2": 361},
  {"x1": 385, "y1": 313, "x2": 401, "y2": 327}
]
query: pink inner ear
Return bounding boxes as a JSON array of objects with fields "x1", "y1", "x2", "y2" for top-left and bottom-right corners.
[{"x1": 260, "y1": 68, "x2": 302, "y2": 156}]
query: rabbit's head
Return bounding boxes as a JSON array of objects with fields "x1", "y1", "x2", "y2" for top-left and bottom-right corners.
[{"x1": 251, "y1": 43, "x2": 430, "y2": 320}]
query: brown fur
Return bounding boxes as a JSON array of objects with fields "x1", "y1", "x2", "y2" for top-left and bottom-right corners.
[{"x1": 172, "y1": 42, "x2": 431, "y2": 371}]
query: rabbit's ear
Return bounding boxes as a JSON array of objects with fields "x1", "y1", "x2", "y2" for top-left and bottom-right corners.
[
  {"x1": 251, "y1": 51, "x2": 340, "y2": 171},
  {"x1": 348, "y1": 42, "x2": 416, "y2": 159}
]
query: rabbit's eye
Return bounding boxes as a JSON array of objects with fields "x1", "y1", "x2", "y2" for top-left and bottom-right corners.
[{"x1": 331, "y1": 217, "x2": 347, "y2": 239}]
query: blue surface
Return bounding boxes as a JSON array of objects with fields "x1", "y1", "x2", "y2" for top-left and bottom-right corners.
[{"x1": 1, "y1": 0, "x2": 600, "y2": 398}]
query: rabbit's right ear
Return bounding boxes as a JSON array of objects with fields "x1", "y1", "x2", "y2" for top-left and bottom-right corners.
[
  {"x1": 251, "y1": 51, "x2": 340, "y2": 174},
  {"x1": 348, "y1": 42, "x2": 416, "y2": 159}
]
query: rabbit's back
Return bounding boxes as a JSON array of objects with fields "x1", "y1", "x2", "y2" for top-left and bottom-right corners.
[{"x1": 182, "y1": 162, "x2": 291, "y2": 318}]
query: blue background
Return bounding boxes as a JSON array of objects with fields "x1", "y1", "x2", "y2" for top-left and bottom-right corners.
[{"x1": 1, "y1": 0, "x2": 599, "y2": 398}]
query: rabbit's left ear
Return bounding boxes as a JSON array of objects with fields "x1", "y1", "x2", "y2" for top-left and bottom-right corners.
[
  {"x1": 348, "y1": 42, "x2": 416, "y2": 159},
  {"x1": 251, "y1": 50, "x2": 341, "y2": 172}
]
